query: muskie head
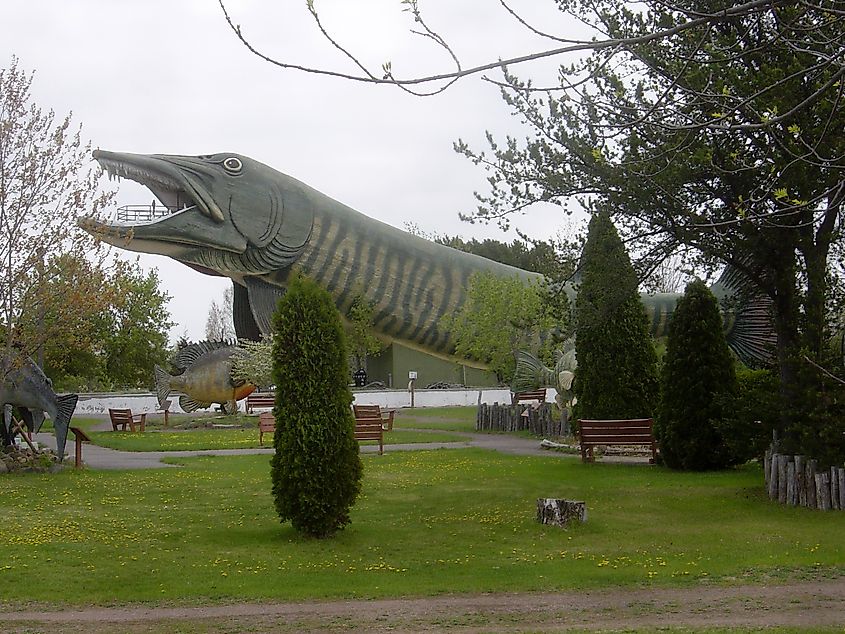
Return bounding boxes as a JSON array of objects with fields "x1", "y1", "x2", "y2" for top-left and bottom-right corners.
[{"x1": 79, "y1": 151, "x2": 314, "y2": 275}]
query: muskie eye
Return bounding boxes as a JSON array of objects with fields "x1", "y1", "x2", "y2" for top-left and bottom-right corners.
[{"x1": 223, "y1": 157, "x2": 242, "y2": 174}]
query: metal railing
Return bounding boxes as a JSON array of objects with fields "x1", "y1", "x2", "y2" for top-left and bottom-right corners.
[{"x1": 115, "y1": 204, "x2": 180, "y2": 223}]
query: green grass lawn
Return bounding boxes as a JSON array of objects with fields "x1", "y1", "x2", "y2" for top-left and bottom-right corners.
[
  {"x1": 393, "y1": 406, "x2": 477, "y2": 432},
  {"x1": 65, "y1": 411, "x2": 468, "y2": 451},
  {"x1": 1, "y1": 449, "x2": 842, "y2": 608},
  {"x1": 87, "y1": 428, "x2": 466, "y2": 451}
]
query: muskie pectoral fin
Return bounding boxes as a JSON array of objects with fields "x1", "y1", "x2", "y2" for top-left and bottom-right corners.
[{"x1": 244, "y1": 276, "x2": 287, "y2": 336}]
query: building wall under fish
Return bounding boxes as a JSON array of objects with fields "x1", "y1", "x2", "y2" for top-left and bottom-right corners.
[{"x1": 365, "y1": 342, "x2": 500, "y2": 388}]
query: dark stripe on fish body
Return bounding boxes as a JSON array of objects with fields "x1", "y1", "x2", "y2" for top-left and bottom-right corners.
[
  {"x1": 396, "y1": 257, "x2": 429, "y2": 339},
  {"x1": 369, "y1": 242, "x2": 400, "y2": 320},
  {"x1": 409, "y1": 260, "x2": 437, "y2": 336},
  {"x1": 372, "y1": 250, "x2": 408, "y2": 332},
  {"x1": 298, "y1": 214, "x2": 333, "y2": 274},
  {"x1": 420, "y1": 260, "x2": 458, "y2": 350},
  {"x1": 334, "y1": 229, "x2": 367, "y2": 312},
  {"x1": 314, "y1": 220, "x2": 347, "y2": 285}
]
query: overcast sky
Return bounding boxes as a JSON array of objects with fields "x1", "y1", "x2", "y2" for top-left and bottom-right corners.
[{"x1": 4, "y1": 1, "x2": 587, "y2": 342}]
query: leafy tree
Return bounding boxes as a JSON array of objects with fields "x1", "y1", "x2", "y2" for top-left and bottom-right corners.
[
  {"x1": 450, "y1": 6, "x2": 843, "y2": 462},
  {"x1": 656, "y1": 280, "x2": 738, "y2": 470},
  {"x1": 440, "y1": 272, "x2": 559, "y2": 384},
  {"x1": 0, "y1": 57, "x2": 113, "y2": 370},
  {"x1": 345, "y1": 290, "x2": 384, "y2": 374},
  {"x1": 31, "y1": 256, "x2": 173, "y2": 391},
  {"x1": 574, "y1": 212, "x2": 659, "y2": 419},
  {"x1": 102, "y1": 261, "x2": 173, "y2": 389},
  {"x1": 205, "y1": 286, "x2": 235, "y2": 341},
  {"x1": 270, "y1": 275, "x2": 362, "y2": 538}
]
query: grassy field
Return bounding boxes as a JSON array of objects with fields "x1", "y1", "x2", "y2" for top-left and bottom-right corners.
[
  {"x1": 67, "y1": 410, "x2": 470, "y2": 452},
  {"x1": 1, "y1": 448, "x2": 843, "y2": 608},
  {"x1": 393, "y1": 406, "x2": 477, "y2": 432},
  {"x1": 87, "y1": 428, "x2": 466, "y2": 451}
]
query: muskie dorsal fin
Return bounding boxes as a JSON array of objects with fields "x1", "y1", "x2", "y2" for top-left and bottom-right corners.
[
  {"x1": 244, "y1": 277, "x2": 287, "y2": 335},
  {"x1": 171, "y1": 340, "x2": 236, "y2": 370}
]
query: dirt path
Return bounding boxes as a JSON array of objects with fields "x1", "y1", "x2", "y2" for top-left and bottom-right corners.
[{"x1": 6, "y1": 578, "x2": 845, "y2": 632}]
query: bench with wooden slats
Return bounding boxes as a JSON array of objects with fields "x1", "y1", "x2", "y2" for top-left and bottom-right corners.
[
  {"x1": 352, "y1": 404, "x2": 395, "y2": 431},
  {"x1": 511, "y1": 388, "x2": 547, "y2": 405},
  {"x1": 246, "y1": 392, "x2": 276, "y2": 414},
  {"x1": 354, "y1": 416, "x2": 384, "y2": 455},
  {"x1": 258, "y1": 411, "x2": 276, "y2": 446},
  {"x1": 108, "y1": 408, "x2": 146, "y2": 432},
  {"x1": 578, "y1": 418, "x2": 656, "y2": 463}
]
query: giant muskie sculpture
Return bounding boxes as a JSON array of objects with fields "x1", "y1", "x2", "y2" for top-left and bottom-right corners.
[{"x1": 79, "y1": 151, "x2": 774, "y2": 366}]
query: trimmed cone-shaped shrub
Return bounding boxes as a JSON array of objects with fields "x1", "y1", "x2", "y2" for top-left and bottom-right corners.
[
  {"x1": 574, "y1": 212, "x2": 659, "y2": 419},
  {"x1": 656, "y1": 279, "x2": 739, "y2": 470},
  {"x1": 270, "y1": 275, "x2": 363, "y2": 537}
]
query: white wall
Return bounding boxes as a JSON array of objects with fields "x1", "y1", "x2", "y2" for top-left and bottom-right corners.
[{"x1": 75, "y1": 387, "x2": 558, "y2": 415}]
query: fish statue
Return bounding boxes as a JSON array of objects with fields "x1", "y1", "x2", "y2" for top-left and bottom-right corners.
[
  {"x1": 79, "y1": 151, "x2": 775, "y2": 366},
  {"x1": 154, "y1": 341, "x2": 256, "y2": 414},
  {"x1": 0, "y1": 353, "x2": 78, "y2": 459}
]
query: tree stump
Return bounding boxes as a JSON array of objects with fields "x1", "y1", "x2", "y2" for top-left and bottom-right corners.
[{"x1": 536, "y1": 498, "x2": 587, "y2": 527}]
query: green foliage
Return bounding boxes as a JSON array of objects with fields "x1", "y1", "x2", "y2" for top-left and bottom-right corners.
[
  {"x1": 714, "y1": 368, "x2": 780, "y2": 465},
  {"x1": 345, "y1": 290, "x2": 385, "y2": 372},
  {"x1": 440, "y1": 272, "x2": 560, "y2": 383},
  {"x1": 102, "y1": 262, "x2": 173, "y2": 389},
  {"x1": 656, "y1": 280, "x2": 739, "y2": 470},
  {"x1": 0, "y1": 57, "x2": 114, "y2": 366},
  {"x1": 270, "y1": 275, "x2": 362, "y2": 537},
  {"x1": 41, "y1": 259, "x2": 173, "y2": 391},
  {"x1": 574, "y1": 212, "x2": 659, "y2": 419},
  {"x1": 782, "y1": 363, "x2": 845, "y2": 470},
  {"x1": 230, "y1": 335, "x2": 274, "y2": 388}
]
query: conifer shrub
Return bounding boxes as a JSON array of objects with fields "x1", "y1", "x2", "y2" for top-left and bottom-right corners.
[
  {"x1": 656, "y1": 279, "x2": 739, "y2": 470},
  {"x1": 574, "y1": 212, "x2": 659, "y2": 420},
  {"x1": 270, "y1": 275, "x2": 363, "y2": 537},
  {"x1": 714, "y1": 368, "x2": 780, "y2": 464}
]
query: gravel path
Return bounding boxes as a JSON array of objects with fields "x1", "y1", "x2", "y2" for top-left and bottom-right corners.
[{"x1": 5, "y1": 578, "x2": 845, "y2": 632}]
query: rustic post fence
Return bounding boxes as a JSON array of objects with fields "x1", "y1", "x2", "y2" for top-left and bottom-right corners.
[{"x1": 476, "y1": 402, "x2": 567, "y2": 437}]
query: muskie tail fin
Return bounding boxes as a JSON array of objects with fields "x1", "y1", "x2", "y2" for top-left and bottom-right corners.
[
  {"x1": 710, "y1": 264, "x2": 777, "y2": 367},
  {"x1": 53, "y1": 393, "x2": 78, "y2": 460},
  {"x1": 154, "y1": 365, "x2": 173, "y2": 408},
  {"x1": 512, "y1": 351, "x2": 556, "y2": 393}
]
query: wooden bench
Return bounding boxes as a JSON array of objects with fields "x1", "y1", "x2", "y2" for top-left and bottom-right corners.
[
  {"x1": 354, "y1": 416, "x2": 384, "y2": 455},
  {"x1": 512, "y1": 388, "x2": 547, "y2": 405},
  {"x1": 246, "y1": 392, "x2": 275, "y2": 414},
  {"x1": 352, "y1": 404, "x2": 395, "y2": 431},
  {"x1": 258, "y1": 411, "x2": 275, "y2": 446},
  {"x1": 108, "y1": 408, "x2": 146, "y2": 432},
  {"x1": 578, "y1": 418, "x2": 656, "y2": 463}
]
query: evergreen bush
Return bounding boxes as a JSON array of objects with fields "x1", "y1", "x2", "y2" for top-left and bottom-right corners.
[
  {"x1": 573, "y1": 212, "x2": 659, "y2": 419},
  {"x1": 270, "y1": 275, "x2": 363, "y2": 537},
  {"x1": 656, "y1": 279, "x2": 739, "y2": 470},
  {"x1": 714, "y1": 368, "x2": 780, "y2": 464}
]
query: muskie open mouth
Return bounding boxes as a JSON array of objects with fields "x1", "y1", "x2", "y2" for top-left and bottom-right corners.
[{"x1": 93, "y1": 150, "x2": 226, "y2": 225}]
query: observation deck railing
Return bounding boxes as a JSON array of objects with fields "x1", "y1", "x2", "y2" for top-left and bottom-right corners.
[{"x1": 115, "y1": 204, "x2": 183, "y2": 223}]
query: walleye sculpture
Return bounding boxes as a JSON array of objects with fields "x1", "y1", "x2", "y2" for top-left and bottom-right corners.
[
  {"x1": 80, "y1": 151, "x2": 774, "y2": 367},
  {"x1": 0, "y1": 353, "x2": 78, "y2": 460},
  {"x1": 155, "y1": 341, "x2": 256, "y2": 413}
]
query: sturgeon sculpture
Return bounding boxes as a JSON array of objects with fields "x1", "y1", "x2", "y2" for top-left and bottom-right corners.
[
  {"x1": 1, "y1": 353, "x2": 78, "y2": 459},
  {"x1": 79, "y1": 151, "x2": 774, "y2": 366}
]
